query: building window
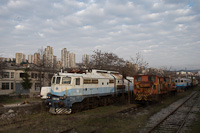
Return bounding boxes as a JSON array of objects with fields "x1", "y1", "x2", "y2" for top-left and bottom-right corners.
[
  {"x1": 35, "y1": 83, "x2": 40, "y2": 91},
  {"x1": 31, "y1": 73, "x2": 34, "y2": 78},
  {"x1": 11, "y1": 72, "x2": 14, "y2": 78},
  {"x1": 20, "y1": 73, "x2": 25, "y2": 78},
  {"x1": 2, "y1": 83, "x2": 9, "y2": 90},
  {"x1": 35, "y1": 73, "x2": 37, "y2": 79},
  {"x1": 3, "y1": 72, "x2": 9, "y2": 78},
  {"x1": 11, "y1": 83, "x2": 14, "y2": 89}
]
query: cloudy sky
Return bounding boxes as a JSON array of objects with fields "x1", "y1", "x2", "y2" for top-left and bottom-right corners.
[{"x1": 0, "y1": 0, "x2": 200, "y2": 70}]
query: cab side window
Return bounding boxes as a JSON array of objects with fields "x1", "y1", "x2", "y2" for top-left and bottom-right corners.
[{"x1": 76, "y1": 78, "x2": 80, "y2": 85}]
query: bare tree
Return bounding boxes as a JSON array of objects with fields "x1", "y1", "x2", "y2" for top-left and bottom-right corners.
[
  {"x1": 89, "y1": 49, "x2": 126, "y2": 71},
  {"x1": 0, "y1": 57, "x2": 6, "y2": 78},
  {"x1": 128, "y1": 52, "x2": 148, "y2": 76}
]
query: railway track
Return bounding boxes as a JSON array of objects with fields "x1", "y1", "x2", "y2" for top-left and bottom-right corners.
[{"x1": 146, "y1": 91, "x2": 199, "y2": 133}]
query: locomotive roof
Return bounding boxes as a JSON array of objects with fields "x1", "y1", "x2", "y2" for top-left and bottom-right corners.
[
  {"x1": 56, "y1": 71, "x2": 122, "y2": 79},
  {"x1": 134, "y1": 74, "x2": 159, "y2": 77},
  {"x1": 134, "y1": 74, "x2": 169, "y2": 78}
]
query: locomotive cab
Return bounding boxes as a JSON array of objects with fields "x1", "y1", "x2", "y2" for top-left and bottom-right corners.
[
  {"x1": 51, "y1": 76, "x2": 72, "y2": 97},
  {"x1": 134, "y1": 75, "x2": 158, "y2": 101}
]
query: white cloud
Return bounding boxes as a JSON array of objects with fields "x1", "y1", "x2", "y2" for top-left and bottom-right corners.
[
  {"x1": 175, "y1": 24, "x2": 188, "y2": 31},
  {"x1": 149, "y1": 45, "x2": 159, "y2": 48},
  {"x1": 38, "y1": 32, "x2": 45, "y2": 38},
  {"x1": 143, "y1": 50, "x2": 152, "y2": 53},
  {"x1": 83, "y1": 25, "x2": 92, "y2": 30},
  {"x1": 148, "y1": 13, "x2": 160, "y2": 19},
  {"x1": 176, "y1": 8, "x2": 190, "y2": 14},
  {"x1": 174, "y1": 16, "x2": 195, "y2": 22},
  {"x1": 15, "y1": 24, "x2": 24, "y2": 30},
  {"x1": 7, "y1": 0, "x2": 28, "y2": 8}
]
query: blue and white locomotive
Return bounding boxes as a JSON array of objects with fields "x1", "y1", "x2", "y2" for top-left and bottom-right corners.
[
  {"x1": 175, "y1": 77, "x2": 191, "y2": 90},
  {"x1": 46, "y1": 69, "x2": 134, "y2": 114}
]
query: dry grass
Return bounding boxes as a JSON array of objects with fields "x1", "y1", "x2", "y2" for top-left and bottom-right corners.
[{"x1": 0, "y1": 88, "x2": 199, "y2": 133}]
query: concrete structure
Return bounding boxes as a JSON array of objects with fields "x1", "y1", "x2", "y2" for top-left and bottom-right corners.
[
  {"x1": 69, "y1": 53, "x2": 76, "y2": 68},
  {"x1": 82, "y1": 54, "x2": 89, "y2": 66},
  {"x1": 16, "y1": 53, "x2": 26, "y2": 65},
  {"x1": 28, "y1": 54, "x2": 34, "y2": 64},
  {"x1": 34, "y1": 53, "x2": 40, "y2": 65},
  {"x1": 44, "y1": 46, "x2": 53, "y2": 67},
  {"x1": 61, "y1": 48, "x2": 70, "y2": 69},
  {"x1": 0, "y1": 67, "x2": 50, "y2": 97},
  {"x1": 198, "y1": 71, "x2": 200, "y2": 76},
  {"x1": 53, "y1": 56, "x2": 57, "y2": 68}
]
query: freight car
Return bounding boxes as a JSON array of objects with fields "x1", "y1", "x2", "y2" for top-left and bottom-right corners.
[
  {"x1": 192, "y1": 77, "x2": 199, "y2": 87},
  {"x1": 46, "y1": 69, "x2": 134, "y2": 114},
  {"x1": 133, "y1": 75, "x2": 175, "y2": 102}
]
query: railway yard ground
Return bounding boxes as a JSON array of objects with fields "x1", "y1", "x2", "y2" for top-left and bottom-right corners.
[{"x1": 0, "y1": 86, "x2": 200, "y2": 133}]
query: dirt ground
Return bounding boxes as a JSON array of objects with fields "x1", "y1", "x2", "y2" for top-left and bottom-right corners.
[{"x1": 0, "y1": 87, "x2": 199, "y2": 133}]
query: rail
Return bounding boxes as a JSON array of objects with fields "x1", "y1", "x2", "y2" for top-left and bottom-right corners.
[{"x1": 147, "y1": 91, "x2": 198, "y2": 133}]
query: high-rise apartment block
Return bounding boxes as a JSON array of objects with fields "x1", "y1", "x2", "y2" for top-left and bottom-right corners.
[
  {"x1": 44, "y1": 46, "x2": 53, "y2": 67},
  {"x1": 28, "y1": 54, "x2": 34, "y2": 64},
  {"x1": 53, "y1": 56, "x2": 57, "y2": 67},
  {"x1": 61, "y1": 48, "x2": 70, "y2": 69},
  {"x1": 82, "y1": 54, "x2": 89, "y2": 66},
  {"x1": 34, "y1": 53, "x2": 40, "y2": 65},
  {"x1": 69, "y1": 53, "x2": 76, "y2": 68},
  {"x1": 16, "y1": 53, "x2": 26, "y2": 65}
]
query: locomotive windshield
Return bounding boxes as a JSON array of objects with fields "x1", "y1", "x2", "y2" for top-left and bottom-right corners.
[
  {"x1": 148, "y1": 76, "x2": 156, "y2": 82},
  {"x1": 135, "y1": 76, "x2": 142, "y2": 82},
  {"x1": 62, "y1": 76, "x2": 71, "y2": 84},
  {"x1": 52, "y1": 77, "x2": 56, "y2": 84},
  {"x1": 52, "y1": 76, "x2": 61, "y2": 84},
  {"x1": 56, "y1": 77, "x2": 61, "y2": 84},
  {"x1": 164, "y1": 78, "x2": 169, "y2": 82}
]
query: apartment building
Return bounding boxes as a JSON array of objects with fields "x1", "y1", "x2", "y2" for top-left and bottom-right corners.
[
  {"x1": 44, "y1": 46, "x2": 53, "y2": 67},
  {"x1": 28, "y1": 54, "x2": 34, "y2": 64},
  {"x1": 16, "y1": 53, "x2": 26, "y2": 65},
  {"x1": 69, "y1": 53, "x2": 76, "y2": 68},
  {"x1": 61, "y1": 48, "x2": 70, "y2": 69},
  {"x1": 82, "y1": 54, "x2": 89, "y2": 66},
  {"x1": 34, "y1": 53, "x2": 40, "y2": 65}
]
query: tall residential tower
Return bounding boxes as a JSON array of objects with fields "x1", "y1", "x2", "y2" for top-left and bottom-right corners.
[{"x1": 61, "y1": 48, "x2": 70, "y2": 69}]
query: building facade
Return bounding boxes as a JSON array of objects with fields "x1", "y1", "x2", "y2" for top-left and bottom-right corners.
[
  {"x1": 28, "y1": 54, "x2": 34, "y2": 64},
  {"x1": 34, "y1": 53, "x2": 40, "y2": 65},
  {"x1": 69, "y1": 53, "x2": 76, "y2": 68},
  {"x1": 44, "y1": 46, "x2": 53, "y2": 67},
  {"x1": 82, "y1": 54, "x2": 89, "y2": 66},
  {"x1": 16, "y1": 53, "x2": 26, "y2": 65},
  {"x1": 61, "y1": 48, "x2": 70, "y2": 69},
  {"x1": 0, "y1": 67, "x2": 50, "y2": 97}
]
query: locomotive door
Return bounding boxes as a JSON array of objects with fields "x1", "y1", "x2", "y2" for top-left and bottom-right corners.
[{"x1": 74, "y1": 77, "x2": 84, "y2": 96}]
